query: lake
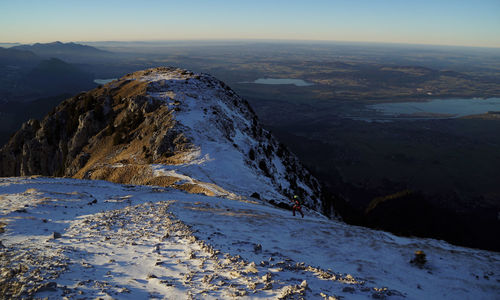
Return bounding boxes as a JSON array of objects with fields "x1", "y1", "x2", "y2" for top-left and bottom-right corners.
[
  {"x1": 94, "y1": 78, "x2": 117, "y2": 85},
  {"x1": 243, "y1": 78, "x2": 314, "y2": 87},
  {"x1": 367, "y1": 98, "x2": 500, "y2": 119}
]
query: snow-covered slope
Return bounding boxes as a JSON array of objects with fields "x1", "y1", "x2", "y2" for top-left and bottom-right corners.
[
  {"x1": 131, "y1": 68, "x2": 321, "y2": 208},
  {"x1": 1, "y1": 177, "x2": 498, "y2": 299}
]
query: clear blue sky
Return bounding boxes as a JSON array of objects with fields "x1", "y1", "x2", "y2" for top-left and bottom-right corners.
[{"x1": 1, "y1": 0, "x2": 499, "y2": 47}]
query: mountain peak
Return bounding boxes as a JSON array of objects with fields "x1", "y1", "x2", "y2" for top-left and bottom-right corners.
[{"x1": 0, "y1": 67, "x2": 325, "y2": 213}]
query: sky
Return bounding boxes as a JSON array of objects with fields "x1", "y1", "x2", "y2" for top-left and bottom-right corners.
[{"x1": 1, "y1": 0, "x2": 499, "y2": 48}]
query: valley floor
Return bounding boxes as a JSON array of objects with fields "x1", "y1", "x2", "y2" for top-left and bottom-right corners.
[{"x1": 0, "y1": 177, "x2": 498, "y2": 299}]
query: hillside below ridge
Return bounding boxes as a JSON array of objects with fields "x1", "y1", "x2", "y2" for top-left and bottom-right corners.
[{"x1": 0, "y1": 67, "x2": 324, "y2": 213}]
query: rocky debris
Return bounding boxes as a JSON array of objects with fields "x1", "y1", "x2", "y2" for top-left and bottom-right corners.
[
  {"x1": 410, "y1": 250, "x2": 427, "y2": 267},
  {"x1": 300, "y1": 279, "x2": 308, "y2": 290},
  {"x1": 277, "y1": 282, "x2": 308, "y2": 299},
  {"x1": 245, "y1": 262, "x2": 259, "y2": 274},
  {"x1": 36, "y1": 281, "x2": 58, "y2": 292},
  {"x1": 320, "y1": 292, "x2": 339, "y2": 300},
  {"x1": 51, "y1": 231, "x2": 62, "y2": 239},
  {"x1": 0, "y1": 244, "x2": 68, "y2": 299}
]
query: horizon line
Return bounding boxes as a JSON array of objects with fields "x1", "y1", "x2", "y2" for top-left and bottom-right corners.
[{"x1": 2, "y1": 38, "x2": 500, "y2": 50}]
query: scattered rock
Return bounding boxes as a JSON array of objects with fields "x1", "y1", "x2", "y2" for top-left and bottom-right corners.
[
  {"x1": 36, "y1": 281, "x2": 58, "y2": 293},
  {"x1": 160, "y1": 279, "x2": 174, "y2": 286},
  {"x1": 372, "y1": 292, "x2": 386, "y2": 299},
  {"x1": 202, "y1": 274, "x2": 214, "y2": 284},
  {"x1": 262, "y1": 272, "x2": 272, "y2": 282},
  {"x1": 410, "y1": 250, "x2": 427, "y2": 267},
  {"x1": 250, "y1": 192, "x2": 261, "y2": 200},
  {"x1": 300, "y1": 280, "x2": 308, "y2": 289},
  {"x1": 229, "y1": 271, "x2": 241, "y2": 278},
  {"x1": 278, "y1": 284, "x2": 307, "y2": 299},
  {"x1": 245, "y1": 262, "x2": 259, "y2": 274}
]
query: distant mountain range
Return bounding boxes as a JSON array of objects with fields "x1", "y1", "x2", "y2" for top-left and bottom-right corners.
[
  {"x1": 0, "y1": 47, "x2": 96, "y2": 101},
  {"x1": 0, "y1": 43, "x2": 101, "y2": 145},
  {"x1": 0, "y1": 42, "x2": 102, "y2": 101},
  {"x1": 23, "y1": 57, "x2": 95, "y2": 94},
  {"x1": 0, "y1": 47, "x2": 40, "y2": 66},
  {"x1": 12, "y1": 41, "x2": 112, "y2": 62}
]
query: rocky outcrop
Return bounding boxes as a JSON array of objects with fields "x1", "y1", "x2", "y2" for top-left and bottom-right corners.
[{"x1": 1, "y1": 79, "x2": 179, "y2": 177}]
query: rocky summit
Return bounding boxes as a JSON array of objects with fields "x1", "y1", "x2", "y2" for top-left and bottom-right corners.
[{"x1": 0, "y1": 67, "x2": 323, "y2": 211}]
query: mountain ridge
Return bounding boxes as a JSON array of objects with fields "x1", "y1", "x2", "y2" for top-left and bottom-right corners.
[{"x1": 0, "y1": 67, "x2": 324, "y2": 212}]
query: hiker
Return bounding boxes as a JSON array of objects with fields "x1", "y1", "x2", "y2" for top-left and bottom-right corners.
[{"x1": 292, "y1": 195, "x2": 304, "y2": 218}]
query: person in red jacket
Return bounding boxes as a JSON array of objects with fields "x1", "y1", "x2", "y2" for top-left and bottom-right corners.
[{"x1": 292, "y1": 195, "x2": 304, "y2": 218}]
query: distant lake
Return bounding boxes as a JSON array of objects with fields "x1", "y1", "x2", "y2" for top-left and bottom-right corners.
[
  {"x1": 368, "y1": 98, "x2": 500, "y2": 118},
  {"x1": 94, "y1": 78, "x2": 116, "y2": 85},
  {"x1": 242, "y1": 78, "x2": 314, "y2": 87}
]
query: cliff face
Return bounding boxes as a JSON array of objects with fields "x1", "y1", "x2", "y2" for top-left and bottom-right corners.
[{"x1": 0, "y1": 67, "x2": 324, "y2": 210}]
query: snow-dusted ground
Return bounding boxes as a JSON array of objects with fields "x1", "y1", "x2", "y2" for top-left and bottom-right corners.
[{"x1": 1, "y1": 177, "x2": 499, "y2": 299}]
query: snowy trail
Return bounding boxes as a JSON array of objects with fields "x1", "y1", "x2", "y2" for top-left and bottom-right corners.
[{"x1": 1, "y1": 177, "x2": 499, "y2": 299}]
